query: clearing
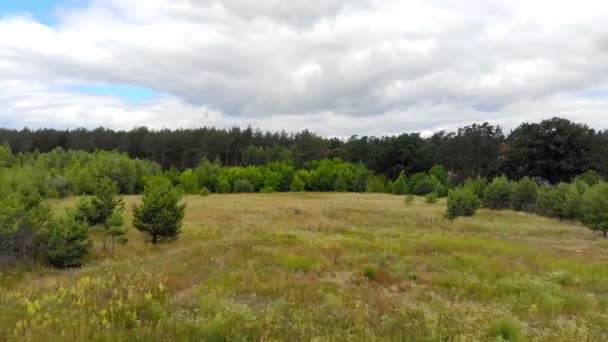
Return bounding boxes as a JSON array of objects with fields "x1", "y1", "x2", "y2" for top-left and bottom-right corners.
[{"x1": 1, "y1": 193, "x2": 608, "y2": 341}]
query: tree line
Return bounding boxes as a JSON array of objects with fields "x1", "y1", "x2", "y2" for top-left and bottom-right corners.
[
  {"x1": 2, "y1": 117, "x2": 607, "y2": 184},
  {"x1": 445, "y1": 171, "x2": 608, "y2": 238}
]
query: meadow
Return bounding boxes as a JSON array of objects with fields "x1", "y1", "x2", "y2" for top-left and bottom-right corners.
[{"x1": 2, "y1": 193, "x2": 608, "y2": 341}]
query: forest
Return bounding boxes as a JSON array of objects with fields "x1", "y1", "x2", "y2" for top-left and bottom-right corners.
[{"x1": 1, "y1": 117, "x2": 607, "y2": 184}]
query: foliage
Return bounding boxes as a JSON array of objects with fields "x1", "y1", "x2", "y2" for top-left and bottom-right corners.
[
  {"x1": 409, "y1": 173, "x2": 437, "y2": 195},
  {"x1": 463, "y1": 177, "x2": 488, "y2": 198},
  {"x1": 510, "y1": 177, "x2": 539, "y2": 211},
  {"x1": 446, "y1": 187, "x2": 481, "y2": 220},
  {"x1": 425, "y1": 192, "x2": 439, "y2": 204},
  {"x1": 575, "y1": 170, "x2": 602, "y2": 186},
  {"x1": 581, "y1": 183, "x2": 608, "y2": 238},
  {"x1": 290, "y1": 175, "x2": 305, "y2": 192},
  {"x1": 106, "y1": 207, "x2": 128, "y2": 253},
  {"x1": 179, "y1": 169, "x2": 199, "y2": 194},
  {"x1": 1, "y1": 117, "x2": 607, "y2": 184},
  {"x1": 42, "y1": 214, "x2": 92, "y2": 268},
  {"x1": 132, "y1": 176, "x2": 186, "y2": 244},
  {"x1": 538, "y1": 183, "x2": 584, "y2": 220},
  {"x1": 482, "y1": 176, "x2": 513, "y2": 210},
  {"x1": 200, "y1": 187, "x2": 211, "y2": 196},
  {"x1": 488, "y1": 317, "x2": 522, "y2": 341},
  {"x1": 391, "y1": 172, "x2": 409, "y2": 195},
  {"x1": 366, "y1": 176, "x2": 386, "y2": 193},
  {"x1": 233, "y1": 179, "x2": 255, "y2": 193}
]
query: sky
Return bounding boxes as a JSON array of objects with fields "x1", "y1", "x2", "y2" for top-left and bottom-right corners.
[{"x1": 1, "y1": 0, "x2": 608, "y2": 137}]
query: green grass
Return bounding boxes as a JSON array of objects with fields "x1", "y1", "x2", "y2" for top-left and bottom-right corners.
[{"x1": 2, "y1": 193, "x2": 608, "y2": 341}]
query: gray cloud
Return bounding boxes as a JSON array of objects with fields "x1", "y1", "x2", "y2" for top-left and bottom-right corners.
[{"x1": 0, "y1": 0, "x2": 607, "y2": 135}]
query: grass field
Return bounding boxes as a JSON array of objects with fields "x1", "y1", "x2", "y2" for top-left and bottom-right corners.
[{"x1": 2, "y1": 193, "x2": 608, "y2": 341}]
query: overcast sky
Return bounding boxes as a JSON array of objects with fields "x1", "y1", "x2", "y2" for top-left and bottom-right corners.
[{"x1": 1, "y1": 0, "x2": 608, "y2": 137}]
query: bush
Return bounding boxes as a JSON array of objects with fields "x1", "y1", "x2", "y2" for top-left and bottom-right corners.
[
  {"x1": 233, "y1": 179, "x2": 254, "y2": 193},
  {"x1": 429, "y1": 165, "x2": 449, "y2": 185},
  {"x1": 75, "y1": 177, "x2": 123, "y2": 227},
  {"x1": 200, "y1": 187, "x2": 211, "y2": 196},
  {"x1": 179, "y1": 169, "x2": 199, "y2": 194},
  {"x1": 363, "y1": 264, "x2": 377, "y2": 280},
  {"x1": 576, "y1": 170, "x2": 602, "y2": 186},
  {"x1": 366, "y1": 176, "x2": 386, "y2": 193},
  {"x1": 132, "y1": 176, "x2": 186, "y2": 244},
  {"x1": 425, "y1": 192, "x2": 438, "y2": 204},
  {"x1": 404, "y1": 194, "x2": 415, "y2": 205},
  {"x1": 582, "y1": 183, "x2": 608, "y2": 238},
  {"x1": 42, "y1": 214, "x2": 92, "y2": 268},
  {"x1": 445, "y1": 187, "x2": 481, "y2": 220},
  {"x1": 391, "y1": 172, "x2": 409, "y2": 195},
  {"x1": 260, "y1": 186, "x2": 274, "y2": 193},
  {"x1": 483, "y1": 176, "x2": 513, "y2": 210},
  {"x1": 538, "y1": 183, "x2": 584, "y2": 220},
  {"x1": 290, "y1": 175, "x2": 305, "y2": 192},
  {"x1": 488, "y1": 317, "x2": 522, "y2": 341},
  {"x1": 510, "y1": 177, "x2": 538, "y2": 211},
  {"x1": 409, "y1": 173, "x2": 436, "y2": 196},
  {"x1": 463, "y1": 177, "x2": 488, "y2": 198}
]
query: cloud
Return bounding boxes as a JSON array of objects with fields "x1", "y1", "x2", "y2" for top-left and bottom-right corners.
[{"x1": 0, "y1": 0, "x2": 607, "y2": 136}]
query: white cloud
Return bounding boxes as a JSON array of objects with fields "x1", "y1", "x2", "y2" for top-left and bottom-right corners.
[{"x1": 0, "y1": 0, "x2": 607, "y2": 136}]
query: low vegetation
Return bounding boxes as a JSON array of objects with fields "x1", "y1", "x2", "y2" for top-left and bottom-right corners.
[{"x1": 1, "y1": 193, "x2": 607, "y2": 340}]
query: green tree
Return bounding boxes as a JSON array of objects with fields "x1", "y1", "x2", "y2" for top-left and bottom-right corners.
[
  {"x1": 179, "y1": 169, "x2": 199, "y2": 194},
  {"x1": 391, "y1": 172, "x2": 409, "y2": 195},
  {"x1": 482, "y1": 176, "x2": 513, "y2": 210},
  {"x1": 510, "y1": 177, "x2": 539, "y2": 211},
  {"x1": 581, "y1": 183, "x2": 608, "y2": 238},
  {"x1": 106, "y1": 207, "x2": 128, "y2": 254},
  {"x1": 42, "y1": 213, "x2": 92, "y2": 268},
  {"x1": 429, "y1": 165, "x2": 449, "y2": 185},
  {"x1": 446, "y1": 187, "x2": 481, "y2": 220},
  {"x1": 132, "y1": 176, "x2": 186, "y2": 244},
  {"x1": 538, "y1": 183, "x2": 584, "y2": 220},
  {"x1": 290, "y1": 175, "x2": 305, "y2": 192},
  {"x1": 233, "y1": 179, "x2": 254, "y2": 193},
  {"x1": 575, "y1": 170, "x2": 602, "y2": 187}
]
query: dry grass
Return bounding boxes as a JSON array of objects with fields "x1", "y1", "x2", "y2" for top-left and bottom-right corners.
[{"x1": 2, "y1": 193, "x2": 608, "y2": 341}]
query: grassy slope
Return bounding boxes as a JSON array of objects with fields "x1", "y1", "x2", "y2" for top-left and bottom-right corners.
[{"x1": 2, "y1": 193, "x2": 608, "y2": 341}]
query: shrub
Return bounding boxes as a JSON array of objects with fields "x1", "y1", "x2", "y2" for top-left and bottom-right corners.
[
  {"x1": 434, "y1": 183, "x2": 448, "y2": 197},
  {"x1": 576, "y1": 170, "x2": 602, "y2": 186},
  {"x1": 366, "y1": 176, "x2": 386, "y2": 193},
  {"x1": 233, "y1": 179, "x2": 254, "y2": 193},
  {"x1": 363, "y1": 264, "x2": 377, "y2": 280},
  {"x1": 179, "y1": 169, "x2": 199, "y2": 194},
  {"x1": 200, "y1": 187, "x2": 211, "y2": 196},
  {"x1": 582, "y1": 183, "x2": 608, "y2": 238},
  {"x1": 482, "y1": 176, "x2": 513, "y2": 210},
  {"x1": 488, "y1": 317, "x2": 522, "y2": 341},
  {"x1": 404, "y1": 194, "x2": 415, "y2": 205},
  {"x1": 429, "y1": 165, "x2": 449, "y2": 185},
  {"x1": 132, "y1": 175, "x2": 186, "y2": 244},
  {"x1": 216, "y1": 175, "x2": 231, "y2": 193},
  {"x1": 42, "y1": 214, "x2": 92, "y2": 268},
  {"x1": 425, "y1": 192, "x2": 438, "y2": 204},
  {"x1": 538, "y1": 183, "x2": 584, "y2": 220},
  {"x1": 410, "y1": 173, "x2": 436, "y2": 195},
  {"x1": 260, "y1": 186, "x2": 274, "y2": 193},
  {"x1": 75, "y1": 177, "x2": 123, "y2": 227},
  {"x1": 106, "y1": 208, "x2": 128, "y2": 254},
  {"x1": 290, "y1": 175, "x2": 305, "y2": 192},
  {"x1": 510, "y1": 177, "x2": 539, "y2": 211},
  {"x1": 463, "y1": 177, "x2": 488, "y2": 198},
  {"x1": 392, "y1": 172, "x2": 409, "y2": 195},
  {"x1": 445, "y1": 187, "x2": 481, "y2": 220}
]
